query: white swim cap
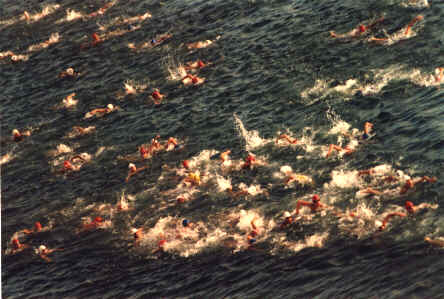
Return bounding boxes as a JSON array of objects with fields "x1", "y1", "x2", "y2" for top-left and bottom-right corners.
[
  {"x1": 283, "y1": 211, "x2": 291, "y2": 218},
  {"x1": 67, "y1": 68, "x2": 74, "y2": 75},
  {"x1": 131, "y1": 228, "x2": 138, "y2": 233},
  {"x1": 39, "y1": 245, "x2": 47, "y2": 252},
  {"x1": 107, "y1": 104, "x2": 114, "y2": 110},
  {"x1": 128, "y1": 163, "x2": 136, "y2": 169},
  {"x1": 12, "y1": 129, "x2": 20, "y2": 135}
]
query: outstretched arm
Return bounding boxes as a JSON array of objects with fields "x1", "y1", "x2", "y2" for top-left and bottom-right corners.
[
  {"x1": 424, "y1": 237, "x2": 444, "y2": 247},
  {"x1": 379, "y1": 212, "x2": 407, "y2": 230},
  {"x1": 295, "y1": 200, "x2": 311, "y2": 215},
  {"x1": 405, "y1": 15, "x2": 423, "y2": 36}
]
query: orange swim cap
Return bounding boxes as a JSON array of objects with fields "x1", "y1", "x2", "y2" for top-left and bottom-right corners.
[
  {"x1": 94, "y1": 216, "x2": 103, "y2": 223},
  {"x1": 35, "y1": 222, "x2": 42, "y2": 231}
]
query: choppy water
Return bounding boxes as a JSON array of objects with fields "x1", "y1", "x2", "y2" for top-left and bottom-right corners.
[{"x1": 2, "y1": 0, "x2": 444, "y2": 298}]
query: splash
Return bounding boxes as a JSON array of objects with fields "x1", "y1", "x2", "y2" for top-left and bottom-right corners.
[
  {"x1": 27, "y1": 33, "x2": 60, "y2": 52},
  {"x1": 233, "y1": 114, "x2": 271, "y2": 151}
]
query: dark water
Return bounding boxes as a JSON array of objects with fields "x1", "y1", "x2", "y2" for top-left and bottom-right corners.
[{"x1": 2, "y1": 0, "x2": 444, "y2": 298}]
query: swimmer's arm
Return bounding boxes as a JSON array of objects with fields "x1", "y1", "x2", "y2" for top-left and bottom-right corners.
[
  {"x1": 295, "y1": 201, "x2": 311, "y2": 215},
  {"x1": 380, "y1": 212, "x2": 407, "y2": 230},
  {"x1": 425, "y1": 237, "x2": 444, "y2": 247},
  {"x1": 39, "y1": 254, "x2": 52, "y2": 263},
  {"x1": 362, "y1": 187, "x2": 382, "y2": 195},
  {"x1": 405, "y1": 15, "x2": 423, "y2": 36}
]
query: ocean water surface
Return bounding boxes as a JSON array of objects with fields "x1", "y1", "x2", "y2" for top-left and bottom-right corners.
[{"x1": 2, "y1": 0, "x2": 444, "y2": 298}]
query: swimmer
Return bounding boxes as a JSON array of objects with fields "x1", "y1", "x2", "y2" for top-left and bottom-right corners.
[
  {"x1": 22, "y1": 222, "x2": 43, "y2": 234},
  {"x1": 131, "y1": 228, "x2": 143, "y2": 247},
  {"x1": 330, "y1": 17, "x2": 384, "y2": 38},
  {"x1": 151, "y1": 89, "x2": 165, "y2": 105},
  {"x1": 182, "y1": 160, "x2": 191, "y2": 170},
  {"x1": 84, "y1": 104, "x2": 116, "y2": 118},
  {"x1": 378, "y1": 200, "x2": 437, "y2": 231},
  {"x1": 12, "y1": 129, "x2": 31, "y2": 142},
  {"x1": 185, "y1": 60, "x2": 207, "y2": 70},
  {"x1": 220, "y1": 150, "x2": 231, "y2": 163},
  {"x1": 369, "y1": 15, "x2": 423, "y2": 43},
  {"x1": 177, "y1": 196, "x2": 189, "y2": 204},
  {"x1": 284, "y1": 172, "x2": 313, "y2": 186},
  {"x1": 59, "y1": 67, "x2": 77, "y2": 78},
  {"x1": 124, "y1": 83, "x2": 137, "y2": 95},
  {"x1": 91, "y1": 32, "x2": 102, "y2": 46},
  {"x1": 434, "y1": 67, "x2": 444, "y2": 83},
  {"x1": 146, "y1": 135, "x2": 162, "y2": 156},
  {"x1": 400, "y1": 176, "x2": 437, "y2": 195},
  {"x1": 125, "y1": 163, "x2": 148, "y2": 182},
  {"x1": 88, "y1": 2, "x2": 113, "y2": 17},
  {"x1": 71, "y1": 126, "x2": 96, "y2": 136},
  {"x1": 280, "y1": 211, "x2": 294, "y2": 229},
  {"x1": 139, "y1": 145, "x2": 149, "y2": 159},
  {"x1": 36, "y1": 245, "x2": 63, "y2": 262},
  {"x1": 326, "y1": 144, "x2": 354, "y2": 158},
  {"x1": 276, "y1": 134, "x2": 298, "y2": 145},
  {"x1": 241, "y1": 153, "x2": 256, "y2": 170},
  {"x1": 152, "y1": 237, "x2": 167, "y2": 254},
  {"x1": 246, "y1": 218, "x2": 260, "y2": 248},
  {"x1": 424, "y1": 237, "x2": 444, "y2": 248},
  {"x1": 295, "y1": 195, "x2": 324, "y2": 215},
  {"x1": 10, "y1": 238, "x2": 29, "y2": 254},
  {"x1": 181, "y1": 73, "x2": 205, "y2": 86},
  {"x1": 186, "y1": 36, "x2": 220, "y2": 49},
  {"x1": 77, "y1": 216, "x2": 105, "y2": 233},
  {"x1": 183, "y1": 171, "x2": 201, "y2": 186},
  {"x1": 362, "y1": 122, "x2": 373, "y2": 140},
  {"x1": 60, "y1": 160, "x2": 79, "y2": 173},
  {"x1": 165, "y1": 137, "x2": 178, "y2": 150},
  {"x1": 23, "y1": 11, "x2": 31, "y2": 21},
  {"x1": 62, "y1": 92, "x2": 77, "y2": 107}
]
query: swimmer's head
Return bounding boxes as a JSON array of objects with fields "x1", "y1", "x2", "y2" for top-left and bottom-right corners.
[
  {"x1": 35, "y1": 222, "x2": 42, "y2": 231},
  {"x1": 283, "y1": 211, "x2": 291, "y2": 218},
  {"x1": 151, "y1": 39, "x2": 156, "y2": 44},
  {"x1": 12, "y1": 239, "x2": 20, "y2": 248},
  {"x1": 12, "y1": 129, "x2": 20, "y2": 136},
  {"x1": 11, "y1": 55, "x2": 18, "y2": 61},
  {"x1": 39, "y1": 245, "x2": 47, "y2": 252},
  {"x1": 66, "y1": 68, "x2": 74, "y2": 75},
  {"x1": 64, "y1": 160, "x2": 73, "y2": 169},
  {"x1": 182, "y1": 219, "x2": 189, "y2": 227},
  {"x1": 405, "y1": 201, "x2": 415, "y2": 213},
  {"x1": 198, "y1": 60, "x2": 205, "y2": 68},
  {"x1": 191, "y1": 76, "x2": 198, "y2": 84},
  {"x1": 94, "y1": 216, "x2": 103, "y2": 223},
  {"x1": 107, "y1": 104, "x2": 114, "y2": 110},
  {"x1": 359, "y1": 25, "x2": 366, "y2": 33},
  {"x1": 312, "y1": 194, "x2": 320, "y2": 202},
  {"x1": 128, "y1": 163, "x2": 136, "y2": 171},
  {"x1": 131, "y1": 228, "x2": 139, "y2": 233},
  {"x1": 182, "y1": 160, "x2": 190, "y2": 169}
]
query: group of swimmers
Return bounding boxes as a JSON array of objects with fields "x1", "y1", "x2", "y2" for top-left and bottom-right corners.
[{"x1": 5, "y1": 2, "x2": 444, "y2": 262}]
